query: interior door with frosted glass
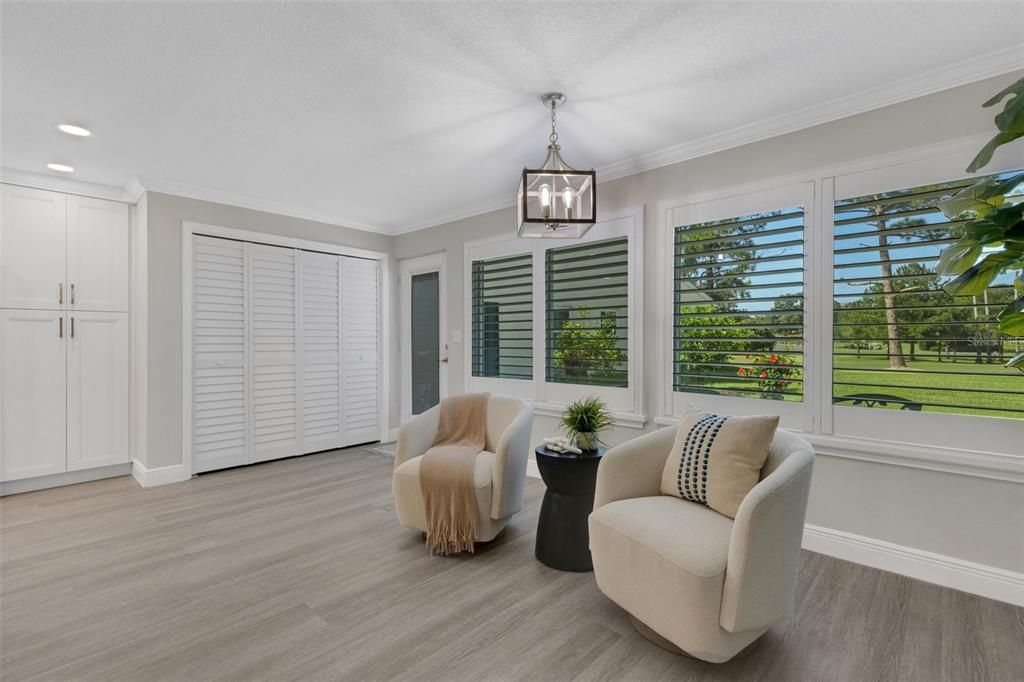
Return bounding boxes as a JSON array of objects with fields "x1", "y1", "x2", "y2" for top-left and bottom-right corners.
[
  {"x1": 411, "y1": 272, "x2": 441, "y2": 415},
  {"x1": 400, "y1": 254, "x2": 446, "y2": 421}
]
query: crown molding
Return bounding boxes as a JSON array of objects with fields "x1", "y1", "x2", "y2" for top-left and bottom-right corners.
[
  {"x1": 1, "y1": 167, "x2": 133, "y2": 203},
  {"x1": 5, "y1": 48, "x2": 1019, "y2": 237},
  {"x1": 123, "y1": 176, "x2": 146, "y2": 203},
  {"x1": 398, "y1": 194, "x2": 517, "y2": 234},
  {"x1": 392, "y1": 46, "x2": 1024, "y2": 236},
  {"x1": 133, "y1": 176, "x2": 392, "y2": 235}
]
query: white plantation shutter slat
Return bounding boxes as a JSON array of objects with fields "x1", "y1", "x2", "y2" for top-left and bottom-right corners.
[
  {"x1": 192, "y1": 236, "x2": 249, "y2": 473},
  {"x1": 190, "y1": 235, "x2": 382, "y2": 473},
  {"x1": 300, "y1": 251, "x2": 343, "y2": 452},
  {"x1": 341, "y1": 256, "x2": 380, "y2": 445},
  {"x1": 249, "y1": 244, "x2": 299, "y2": 462}
]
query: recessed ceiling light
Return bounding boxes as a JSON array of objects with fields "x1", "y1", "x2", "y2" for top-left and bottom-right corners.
[
  {"x1": 57, "y1": 124, "x2": 91, "y2": 137},
  {"x1": 47, "y1": 163, "x2": 74, "y2": 173}
]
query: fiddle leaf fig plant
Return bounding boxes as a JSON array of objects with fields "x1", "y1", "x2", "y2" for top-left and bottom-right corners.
[
  {"x1": 935, "y1": 75, "x2": 1024, "y2": 371},
  {"x1": 965, "y1": 78, "x2": 1024, "y2": 173}
]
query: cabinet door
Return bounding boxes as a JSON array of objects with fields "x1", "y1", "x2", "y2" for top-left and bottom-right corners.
[
  {"x1": 0, "y1": 186, "x2": 67, "y2": 310},
  {"x1": 0, "y1": 310, "x2": 67, "y2": 481},
  {"x1": 341, "y1": 257, "x2": 380, "y2": 446},
  {"x1": 299, "y1": 251, "x2": 342, "y2": 453},
  {"x1": 249, "y1": 244, "x2": 299, "y2": 462},
  {"x1": 67, "y1": 195, "x2": 130, "y2": 312},
  {"x1": 67, "y1": 312, "x2": 129, "y2": 471},
  {"x1": 192, "y1": 236, "x2": 249, "y2": 473}
]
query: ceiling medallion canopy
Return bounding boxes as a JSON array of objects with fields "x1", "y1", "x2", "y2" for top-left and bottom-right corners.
[{"x1": 516, "y1": 92, "x2": 596, "y2": 239}]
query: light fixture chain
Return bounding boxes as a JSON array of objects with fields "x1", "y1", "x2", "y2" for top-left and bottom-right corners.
[{"x1": 550, "y1": 100, "x2": 558, "y2": 144}]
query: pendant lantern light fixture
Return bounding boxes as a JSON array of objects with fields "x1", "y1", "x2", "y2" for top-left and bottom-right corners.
[{"x1": 516, "y1": 93, "x2": 596, "y2": 238}]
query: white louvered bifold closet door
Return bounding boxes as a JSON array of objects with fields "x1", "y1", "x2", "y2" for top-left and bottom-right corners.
[
  {"x1": 341, "y1": 257, "x2": 380, "y2": 445},
  {"x1": 299, "y1": 251, "x2": 343, "y2": 453},
  {"x1": 249, "y1": 244, "x2": 300, "y2": 462},
  {"x1": 192, "y1": 236, "x2": 249, "y2": 474}
]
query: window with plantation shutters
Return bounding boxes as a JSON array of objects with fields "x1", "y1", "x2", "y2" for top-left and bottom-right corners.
[
  {"x1": 464, "y1": 210, "x2": 642, "y2": 417},
  {"x1": 471, "y1": 253, "x2": 533, "y2": 380},
  {"x1": 673, "y1": 207, "x2": 805, "y2": 401},
  {"x1": 546, "y1": 237, "x2": 628, "y2": 388},
  {"x1": 832, "y1": 171, "x2": 1023, "y2": 419}
]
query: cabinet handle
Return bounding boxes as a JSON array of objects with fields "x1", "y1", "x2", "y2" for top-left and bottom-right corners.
[
  {"x1": 59, "y1": 283, "x2": 64, "y2": 305},
  {"x1": 71, "y1": 317, "x2": 75, "y2": 338},
  {"x1": 59, "y1": 317, "x2": 64, "y2": 338},
  {"x1": 70, "y1": 283, "x2": 75, "y2": 305}
]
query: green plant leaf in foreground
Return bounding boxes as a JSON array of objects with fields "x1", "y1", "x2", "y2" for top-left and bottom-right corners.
[
  {"x1": 982, "y1": 77, "x2": 1024, "y2": 108},
  {"x1": 995, "y1": 93, "x2": 1024, "y2": 133},
  {"x1": 997, "y1": 296, "x2": 1024, "y2": 336},
  {"x1": 968, "y1": 76, "x2": 1024, "y2": 172},
  {"x1": 1005, "y1": 350, "x2": 1024, "y2": 371},
  {"x1": 943, "y1": 248, "x2": 1024, "y2": 296},
  {"x1": 935, "y1": 241, "x2": 982, "y2": 276},
  {"x1": 938, "y1": 174, "x2": 1014, "y2": 218},
  {"x1": 966, "y1": 132, "x2": 1023, "y2": 174},
  {"x1": 991, "y1": 75, "x2": 1024, "y2": 133}
]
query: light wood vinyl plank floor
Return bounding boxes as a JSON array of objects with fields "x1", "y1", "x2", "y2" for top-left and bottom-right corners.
[{"x1": 1, "y1": 448, "x2": 1021, "y2": 681}]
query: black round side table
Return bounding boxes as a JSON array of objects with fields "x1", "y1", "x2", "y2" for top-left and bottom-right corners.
[{"x1": 534, "y1": 444, "x2": 606, "y2": 572}]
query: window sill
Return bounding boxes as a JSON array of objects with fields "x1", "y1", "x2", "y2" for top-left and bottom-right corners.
[
  {"x1": 653, "y1": 416, "x2": 1023, "y2": 483},
  {"x1": 533, "y1": 401, "x2": 648, "y2": 429}
]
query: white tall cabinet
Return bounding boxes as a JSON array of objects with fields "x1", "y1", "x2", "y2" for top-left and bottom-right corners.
[
  {"x1": 191, "y1": 235, "x2": 380, "y2": 474},
  {"x1": 0, "y1": 185, "x2": 131, "y2": 483}
]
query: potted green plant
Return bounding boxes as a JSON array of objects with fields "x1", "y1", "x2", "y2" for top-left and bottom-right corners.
[
  {"x1": 561, "y1": 396, "x2": 612, "y2": 453},
  {"x1": 934, "y1": 76, "x2": 1024, "y2": 370}
]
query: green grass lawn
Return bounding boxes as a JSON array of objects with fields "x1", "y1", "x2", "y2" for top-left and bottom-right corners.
[
  {"x1": 689, "y1": 345, "x2": 1024, "y2": 419},
  {"x1": 833, "y1": 353, "x2": 1023, "y2": 418}
]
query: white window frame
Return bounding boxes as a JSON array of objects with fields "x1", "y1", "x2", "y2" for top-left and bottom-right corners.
[
  {"x1": 654, "y1": 134, "x2": 1024, "y2": 463},
  {"x1": 824, "y1": 150, "x2": 1023, "y2": 456},
  {"x1": 659, "y1": 182, "x2": 816, "y2": 432},
  {"x1": 464, "y1": 205, "x2": 645, "y2": 427}
]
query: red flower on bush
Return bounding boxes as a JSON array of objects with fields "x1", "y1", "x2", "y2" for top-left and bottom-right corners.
[{"x1": 737, "y1": 352, "x2": 801, "y2": 399}]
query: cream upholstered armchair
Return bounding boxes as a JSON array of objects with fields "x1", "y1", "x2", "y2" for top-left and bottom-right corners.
[
  {"x1": 588, "y1": 425, "x2": 814, "y2": 663},
  {"x1": 392, "y1": 395, "x2": 533, "y2": 542}
]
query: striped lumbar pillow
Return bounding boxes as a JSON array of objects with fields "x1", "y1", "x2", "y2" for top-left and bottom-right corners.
[{"x1": 659, "y1": 407, "x2": 779, "y2": 519}]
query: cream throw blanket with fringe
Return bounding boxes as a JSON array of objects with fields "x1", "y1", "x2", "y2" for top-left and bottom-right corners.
[{"x1": 419, "y1": 393, "x2": 490, "y2": 555}]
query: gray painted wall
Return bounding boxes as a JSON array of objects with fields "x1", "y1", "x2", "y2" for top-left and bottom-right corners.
[
  {"x1": 141, "y1": 191, "x2": 395, "y2": 470},
  {"x1": 136, "y1": 74, "x2": 1022, "y2": 573},
  {"x1": 393, "y1": 73, "x2": 1024, "y2": 573}
]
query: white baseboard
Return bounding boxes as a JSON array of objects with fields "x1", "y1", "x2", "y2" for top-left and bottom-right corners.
[
  {"x1": 131, "y1": 460, "x2": 190, "y2": 488},
  {"x1": 802, "y1": 524, "x2": 1024, "y2": 607},
  {"x1": 0, "y1": 463, "x2": 131, "y2": 496},
  {"x1": 524, "y1": 463, "x2": 1018, "y2": 605}
]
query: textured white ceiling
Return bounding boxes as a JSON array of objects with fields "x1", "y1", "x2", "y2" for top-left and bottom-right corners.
[{"x1": 2, "y1": 1, "x2": 1022, "y2": 234}]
